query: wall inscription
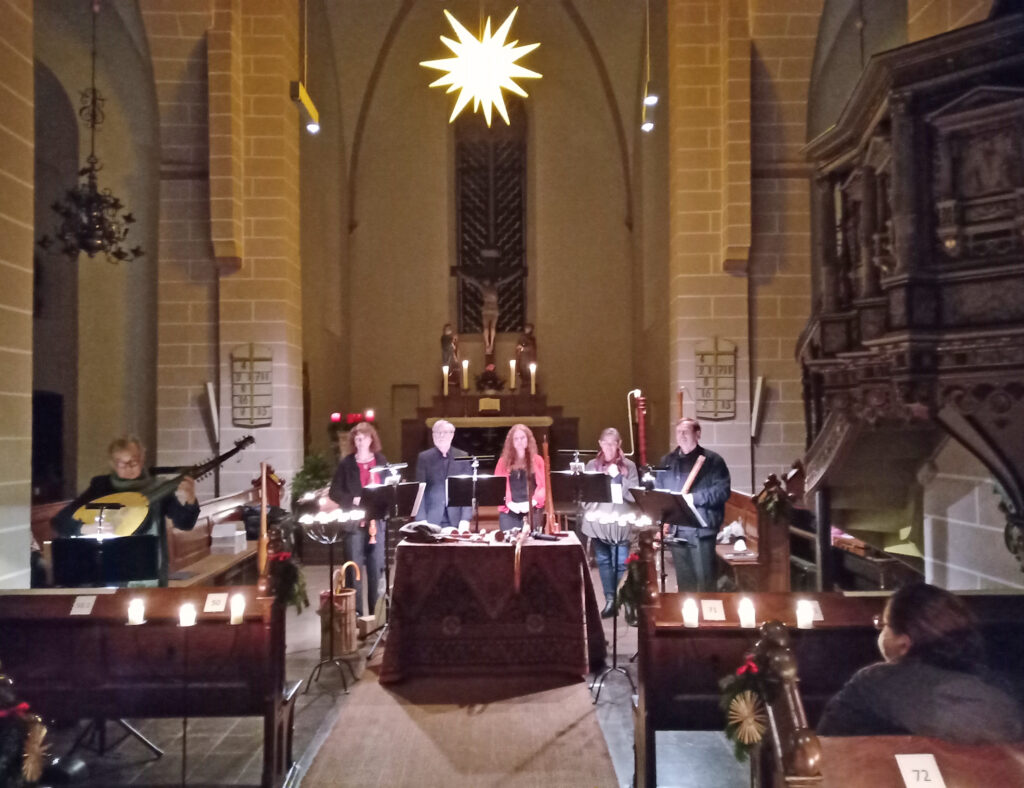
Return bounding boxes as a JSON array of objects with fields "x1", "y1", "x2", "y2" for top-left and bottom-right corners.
[
  {"x1": 231, "y1": 343, "x2": 273, "y2": 428},
  {"x1": 695, "y1": 337, "x2": 736, "y2": 420}
]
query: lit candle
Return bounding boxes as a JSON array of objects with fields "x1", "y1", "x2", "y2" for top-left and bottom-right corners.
[
  {"x1": 509, "y1": 359, "x2": 517, "y2": 390},
  {"x1": 738, "y1": 597, "x2": 756, "y2": 628},
  {"x1": 529, "y1": 362, "x2": 537, "y2": 395},
  {"x1": 462, "y1": 359, "x2": 469, "y2": 390},
  {"x1": 179, "y1": 602, "x2": 197, "y2": 627},
  {"x1": 230, "y1": 593, "x2": 246, "y2": 625},
  {"x1": 127, "y1": 598, "x2": 145, "y2": 626},
  {"x1": 442, "y1": 365, "x2": 449, "y2": 396},
  {"x1": 682, "y1": 598, "x2": 699, "y2": 628},
  {"x1": 796, "y1": 599, "x2": 814, "y2": 629}
]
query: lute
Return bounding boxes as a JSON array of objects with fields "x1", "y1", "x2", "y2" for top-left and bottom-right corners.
[{"x1": 73, "y1": 435, "x2": 256, "y2": 537}]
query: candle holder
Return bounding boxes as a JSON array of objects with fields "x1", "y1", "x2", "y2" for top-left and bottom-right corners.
[
  {"x1": 682, "y1": 598, "x2": 699, "y2": 628},
  {"x1": 796, "y1": 599, "x2": 814, "y2": 629},
  {"x1": 737, "y1": 597, "x2": 756, "y2": 628},
  {"x1": 126, "y1": 598, "x2": 146, "y2": 626}
]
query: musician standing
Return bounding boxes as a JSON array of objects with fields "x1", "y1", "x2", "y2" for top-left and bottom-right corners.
[
  {"x1": 656, "y1": 418, "x2": 731, "y2": 592},
  {"x1": 327, "y1": 422, "x2": 387, "y2": 617},
  {"x1": 494, "y1": 423, "x2": 546, "y2": 531},
  {"x1": 51, "y1": 436, "x2": 199, "y2": 586},
  {"x1": 415, "y1": 420, "x2": 471, "y2": 531}
]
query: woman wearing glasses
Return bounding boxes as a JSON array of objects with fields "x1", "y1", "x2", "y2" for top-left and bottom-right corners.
[{"x1": 818, "y1": 582, "x2": 1023, "y2": 743}]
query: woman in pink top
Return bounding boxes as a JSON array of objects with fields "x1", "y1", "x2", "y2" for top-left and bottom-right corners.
[{"x1": 493, "y1": 423, "x2": 546, "y2": 532}]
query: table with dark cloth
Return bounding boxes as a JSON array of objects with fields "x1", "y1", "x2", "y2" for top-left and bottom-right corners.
[{"x1": 380, "y1": 532, "x2": 606, "y2": 683}]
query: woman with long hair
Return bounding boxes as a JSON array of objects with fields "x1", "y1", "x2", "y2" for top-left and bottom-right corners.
[
  {"x1": 327, "y1": 422, "x2": 388, "y2": 616},
  {"x1": 818, "y1": 582, "x2": 1023, "y2": 742},
  {"x1": 493, "y1": 423, "x2": 546, "y2": 532},
  {"x1": 583, "y1": 427, "x2": 639, "y2": 617}
]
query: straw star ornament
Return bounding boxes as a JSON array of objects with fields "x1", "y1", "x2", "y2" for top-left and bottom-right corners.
[{"x1": 420, "y1": 7, "x2": 541, "y2": 126}]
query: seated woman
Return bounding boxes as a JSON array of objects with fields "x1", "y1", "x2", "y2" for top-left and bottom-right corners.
[
  {"x1": 817, "y1": 582, "x2": 1024, "y2": 744},
  {"x1": 493, "y1": 423, "x2": 546, "y2": 532},
  {"x1": 327, "y1": 422, "x2": 387, "y2": 617},
  {"x1": 583, "y1": 427, "x2": 639, "y2": 617}
]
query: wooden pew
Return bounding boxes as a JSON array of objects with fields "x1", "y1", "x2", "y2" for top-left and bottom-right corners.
[
  {"x1": 0, "y1": 586, "x2": 300, "y2": 788},
  {"x1": 717, "y1": 479, "x2": 792, "y2": 592},
  {"x1": 631, "y1": 531, "x2": 1024, "y2": 788},
  {"x1": 753, "y1": 624, "x2": 1024, "y2": 787}
]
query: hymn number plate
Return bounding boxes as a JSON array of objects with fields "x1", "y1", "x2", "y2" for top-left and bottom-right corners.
[
  {"x1": 695, "y1": 337, "x2": 736, "y2": 420},
  {"x1": 231, "y1": 343, "x2": 273, "y2": 428}
]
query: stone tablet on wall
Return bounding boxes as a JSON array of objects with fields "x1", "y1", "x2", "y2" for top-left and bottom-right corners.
[
  {"x1": 695, "y1": 337, "x2": 736, "y2": 420},
  {"x1": 231, "y1": 343, "x2": 273, "y2": 428}
]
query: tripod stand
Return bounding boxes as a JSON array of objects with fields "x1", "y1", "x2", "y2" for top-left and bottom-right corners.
[{"x1": 302, "y1": 512, "x2": 359, "y2": 693}]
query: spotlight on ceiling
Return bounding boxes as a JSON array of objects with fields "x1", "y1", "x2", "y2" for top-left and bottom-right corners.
[{"x1": 290, "y1": 80, "x2": 320, "y2": 135}]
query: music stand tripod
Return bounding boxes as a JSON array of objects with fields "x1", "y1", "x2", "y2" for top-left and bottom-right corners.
[
  {"x1": 450, "y1": 455, "x2": 501, "y2": 533},
  {"x1": 302, "y1": 512, "x2": 360, "y2": 693},
  {"x1": 363, "y1": 470, "x2": 423, "y2": 661},
  {"x1": 630, "y1": 488, "x2": 704, "y2": 593}
]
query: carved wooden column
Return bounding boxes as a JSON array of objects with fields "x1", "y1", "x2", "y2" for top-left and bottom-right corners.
[
  {"x1": 813, "y1": 175, "x2": 839, "y2": 313},
  {"x1": 889, "y1": 92, "x2": 919, "y2": 278},
  {"x1": 857, "y1": 167, "x2": 880, "y2": 298}
]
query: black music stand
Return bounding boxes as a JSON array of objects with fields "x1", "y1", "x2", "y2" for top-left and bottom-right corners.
[
  {"x1": 448, "y1": 472, "x2": 506, "y2": 532},
  {"x1": 360, "y1": 480, "x2": 424, "y2": 660},
  {"x1": 630, "y1": 488, "x2": 706, "y2": 593},
  {"x1": 549, "y1": 470, "x2": 612, "y2": 532},
  {"x1": 58, "y1": 531, "x2": 164, "y2": 762}
]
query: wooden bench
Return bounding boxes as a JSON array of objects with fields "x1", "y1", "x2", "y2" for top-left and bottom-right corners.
[
  {"x1": 630, "y1": 530, "x2": 1024, "y2": 788},
  {"x1": 717, "y1": 480, "x2": 791, "y2": 592},
  {"x1": 0, "y1": 586, "x2": 300, "y2": 788}
]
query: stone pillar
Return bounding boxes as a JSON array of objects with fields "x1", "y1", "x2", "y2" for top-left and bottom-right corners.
[{"x1": 0, "y1": 0, "x2": 33, "y2": 588}]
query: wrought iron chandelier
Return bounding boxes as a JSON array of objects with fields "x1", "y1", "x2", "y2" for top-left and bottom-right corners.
[{"x1": 38, "y1": 0, "x2": 142, "y2": 263}]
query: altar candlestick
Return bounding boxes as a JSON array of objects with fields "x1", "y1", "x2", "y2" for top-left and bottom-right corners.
[
  {"x1": 230, "y1": 593, "x2": 246, "y2": 625},
  {"x1": 461, "y1": 359, "x2": 469, "y2": 390},
  {"x1": 529, "y1": 362, "x2": 537, "y2": 395},
  {"x1": 509, "y1": 359, "x2": 517, "y2": 390},
  {"x1": 442, "y1": 365, "x2": 449, "y2": 396},
  {"x1": 682, "y1": 598, "x2": 699, "y2": 628}
]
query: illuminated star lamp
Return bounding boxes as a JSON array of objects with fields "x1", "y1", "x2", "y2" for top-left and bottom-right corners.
[{"x1": 420, "y1": 7, "x2": 541, "y2": 127}]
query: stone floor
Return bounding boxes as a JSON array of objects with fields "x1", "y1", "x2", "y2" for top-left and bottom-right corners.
[{"x1": 42, "y1": 561, "x2": 749, "y2": 787}]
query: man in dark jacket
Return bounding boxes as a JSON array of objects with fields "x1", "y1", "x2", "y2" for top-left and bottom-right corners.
[
  {"x1": 656, "y1": 418, "x2": 731, "y2": 591},
  {"x1": 415, "y1": 420, "x2": 472, "y2": 530}
]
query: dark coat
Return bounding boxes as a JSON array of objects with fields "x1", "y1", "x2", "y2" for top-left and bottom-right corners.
[
  {"x1": 415, "y1": 446, "x2": 473, "y2": 527},
  {"x1": 655, "y1": 445, "x2": 731, "y2": 534},
  {"x1": 328, "y1": 452, "x2": 388, "y2": 509}
]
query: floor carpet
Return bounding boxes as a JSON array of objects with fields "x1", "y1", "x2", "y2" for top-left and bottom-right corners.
[{"x1": 300, "y1": 665, "x2": 619, "y2": 788}]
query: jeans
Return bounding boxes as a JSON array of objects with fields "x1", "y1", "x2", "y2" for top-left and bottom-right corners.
[
  {"x1": 342, "y1": 524, "x2": 385, "y2": 615},
  {"x1": 593, "y1": 539, "x2": 630, "y2": 602},
  {"x1": 668, "y1": 525, "x2": 718, "y2": 592}
]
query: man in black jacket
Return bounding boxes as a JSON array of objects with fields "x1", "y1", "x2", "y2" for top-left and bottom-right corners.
[
  {"x1": 415, "y1": 420, "x2": 472, "y2": 530},
  {"x1": 656, "y1": 418, "x2": 731, "y2": 592}
]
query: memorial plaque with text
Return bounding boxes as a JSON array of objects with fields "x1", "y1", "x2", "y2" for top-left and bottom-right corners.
[
  {"x1": 695, "y1": 337, "x2": 736, "y2": 420},
  {"x1": 231, "y1": 343, "x2": 273, "y2": 427}
]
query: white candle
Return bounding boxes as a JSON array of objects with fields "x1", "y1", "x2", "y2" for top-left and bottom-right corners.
[
  {"x1": 442, "y1": 365, "x2": 449, "y2": 396},
  {"x1": 462, "y1": 359, "x2": 469, "y2": 390},
  {"x1": 509, "y1": 359, "x2": 516, "y2": 390},
  {"x1": 529, "y1": 362, "x2": 537, "y2": 395},
  {"x1": 230, "y1": 593, "x2": 246, "y2": 625},
  {"x1": 682, "y1": 598, "x2": 699, "y2": 628},
  {"x1": 796, "y1": 599, "x2": 814, "y2": 629},
  {"x1": 738, "y1": 597, "x2": 756, "y2": 628},
  {"x1": 179, "y1": 602, "x2": 197, "y2": 628},
  {"x1": 127, "y1": 598, "x2": 145, "y2": 626}
]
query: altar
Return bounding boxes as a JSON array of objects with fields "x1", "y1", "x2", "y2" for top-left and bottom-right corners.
[{"x1": 379, "y1": 532, "x2": 605, "y2": 683}]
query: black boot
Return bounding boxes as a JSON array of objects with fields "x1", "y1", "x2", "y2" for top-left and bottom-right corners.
[{"x1": 601, "y1": 598, "x2": 617, "y2": 618}]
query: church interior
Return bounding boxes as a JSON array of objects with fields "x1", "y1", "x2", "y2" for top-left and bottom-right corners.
[{"x1": 4, "y1": 0, "x2": 1024, "y2": 786}]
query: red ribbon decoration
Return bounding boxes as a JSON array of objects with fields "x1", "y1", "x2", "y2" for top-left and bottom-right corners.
[
  {"x1": 736, "y1": 657, "x2": 759, "y2": 676},
  {"x1": 0, "y1": 702, "x2": 30, "y2": 718}
]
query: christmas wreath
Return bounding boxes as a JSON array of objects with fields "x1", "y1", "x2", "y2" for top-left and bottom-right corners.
[
  {"x1": 615, "y1": 552, "x2": 646, "y2": 627},
  {"x1": 718, "y1": 653, "x2": 769, "y2": 762},
  {"x1": 0, "y1": 685, "x2": 47, "y2": 787},
  {"x1": 268, "y1": 551, "x2": 310, "y2": 614}
]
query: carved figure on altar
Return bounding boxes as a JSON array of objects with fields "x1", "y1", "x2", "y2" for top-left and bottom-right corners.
[
  {"x1": 440, "y1": 323, "x2": 459, "y2": 369},
  {"x1": 515, "y1": 323, "x2": 537, "y2": 385}
]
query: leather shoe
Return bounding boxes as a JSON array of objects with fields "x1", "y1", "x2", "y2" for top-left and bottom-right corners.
[{"x1": 601, "y1": 600, "x2": 617, "y2": 618}]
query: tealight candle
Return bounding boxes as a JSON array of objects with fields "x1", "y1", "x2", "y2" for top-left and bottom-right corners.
[
  {"x1": 796, "y1": 599, "x2": 814, "y2": 629},
  {"x1": 442, "y1": 365, "x2": 449, "y2": 396},
  {"x1": 230, "y1": 593, "x2": 246, "y2": 625},
  {"x1": 509, "y1": 359, "x2": 517, "y2": 390},
  {"x1": 738, "y1": 597, "x2": 756, "y2": 628},
  {"x1": 127, "y1": 598, "x2": 145, "y2": 626},
  {"x1": 529, "y1": 362, "x2": 537, "y2": 395},
  {"x1": 682, "y1": 598, "x2": 699, "y2": 628},
  {"x1": 179, "y1": 602, "x2": 197, "y2": 628},
  {"x1": 461, "y1": 359, "x2": 469, "y2": 390}
]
